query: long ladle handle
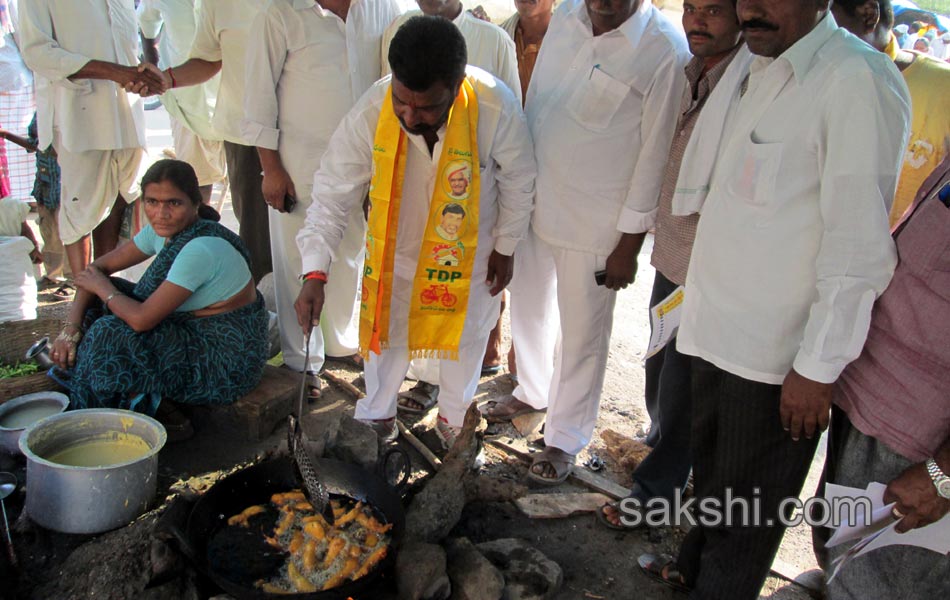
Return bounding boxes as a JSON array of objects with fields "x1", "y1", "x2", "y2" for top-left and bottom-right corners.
[{"x1": 1, "y1": 499, "x2": 17, "y2": 568}]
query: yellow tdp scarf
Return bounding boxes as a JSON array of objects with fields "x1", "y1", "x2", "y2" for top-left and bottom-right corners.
[
  {"x1": 884, "y1": 32, "x2": 900, "y2": 60},
  {"x1": 361, "y1": 79, "x2": 480, "y2": 361}
]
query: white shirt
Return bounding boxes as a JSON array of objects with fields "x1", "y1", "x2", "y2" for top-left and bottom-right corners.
[
  {"x1": 19, "y1": 0, "x2": 145, "y2": 152},
  {"x1": 0, "y1": 2, "x2": 32, "y2": 93},
  {"x1": 138, "y1": 0, "x2": 221, "y2": 141},
  {"x1": 525, "y1": 0, "x2": 688, "y2": 255},
  {"x1": 380, "y1": 7, "x2": 521, "y2": 100},
  {"x1": 931, "y1": 36, "x2": 948, "y2": 60},
  {"x1": 190, "y1": 0, "x2": 267, "y2": 144},
  {"x1": 298, "y1": 66, "x2": 535, "y2": 287},
  {"x1": 242, "y1": 0, "x2": 401, "y2": 182},
  {"x1": 677, "y1": 14, "x2": 911, "y2": 385}
]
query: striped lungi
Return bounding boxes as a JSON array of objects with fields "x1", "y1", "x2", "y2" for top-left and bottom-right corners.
[{"x1": 0, "y1": 85, "x2": 35, "y2": 198}]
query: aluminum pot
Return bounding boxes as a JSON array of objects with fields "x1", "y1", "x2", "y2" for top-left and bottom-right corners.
[
  {"x1": 18, "y1": 408, "x2": 167, "y2": 534},
  {"x1": 0, "y1": 391, "x2": 69, "y2": 455}
]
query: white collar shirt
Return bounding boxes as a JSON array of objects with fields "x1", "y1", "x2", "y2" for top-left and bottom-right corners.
[
  {"x1": 190, "y1": 0, "x2": 267, "y2": 144},
  {"x1": 0, "y1": 2, "x2": 32, "y2": 93},
  {"x1": 18, "y1": 0, "x2": 145, "y2": 152},
  {"x1": 524, "y1": 0, "x2": 689, "y2": 255},
  {"x1": 242, "y1": 0, "x2": 401, "y2": 182},
  {"x1": 138, "y1": 0, "x2": 221, "y2": 141},
  {"x1": 297, "y1": 67, "x2": 536, "y2": 341},
  {"x1": 677, "y1": 14, "x2": 911, "y2": 385},
  {"x1": 380, "y1": 7, "x2": 521, "y2": 101}
]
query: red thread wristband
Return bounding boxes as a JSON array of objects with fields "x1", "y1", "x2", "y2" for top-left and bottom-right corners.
[
  {"x1": 165, "y1": 67, "x2": 177, "y2": 89},
  {"x1": 302, "y1": 271, "x2": 328, "y2": 283}
]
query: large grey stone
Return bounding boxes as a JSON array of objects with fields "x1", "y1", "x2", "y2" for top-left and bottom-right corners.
[
  {"x1": 476, "y1": 539, "x2": 563, "y2": 600},
  {"x1": 300, "y1": 399, "x2": 346, "y2": 456},
  {"x1": 445, "y1": 537, "x2": 505, "y2": 600},
  {"x1": 397, "y1": 542, "x2": 452, "y2": 600},
  {"x1": 328, "y1": 414, "x2": 378, "y2": 469}
]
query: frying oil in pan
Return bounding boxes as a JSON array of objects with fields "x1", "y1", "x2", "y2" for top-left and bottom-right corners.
[{"x1": 214, "y1": 490, "x2": 392, "y2": 594}]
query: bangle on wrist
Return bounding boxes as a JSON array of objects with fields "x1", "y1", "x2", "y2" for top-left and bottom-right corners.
[
  {"x1": 104, "y1": 290, "x2": 124, "y2": 308},
  {"x1": 302, "y1": 271, "x2": 328, "y2": 283},
  {"x1": 165, "y1": 66, "x2": 176, "y2": 89},
  {"x1": 57, "y1": 328, "x2": 83, "y2": 345}
]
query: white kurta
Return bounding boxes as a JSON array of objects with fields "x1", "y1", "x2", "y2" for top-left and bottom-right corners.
[
  {"x1": 18, "y1": 0, "x2": 145, "y2": 152},
  {"x1": 138, "y1": 0, "x2": 222, "y2": 142},
  {"x1": 509, "y1": 0, "x2": 688, "y2": 456},
  {"x1": 678, "y1": 14, "x2": 910, "y2": 386},
  {"x1": 525, "y1": 0, "x2": 689, "y2": 253},
  {"x1": 190, "y1": 0, "x2": 267, "y2": 145},
  {"x1": 380, "y1": 7, "x2": 521, "y2": 101},
  {"x1": 296, "y1": 67, "x2": 536, "y2": 424},
  {"x1": 242, "y1": 0, "x2": 400, "y2": 372}
]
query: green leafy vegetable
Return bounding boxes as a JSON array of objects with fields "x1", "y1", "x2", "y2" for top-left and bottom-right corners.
[{"x1": 0, "y1": 362, "x2": 40, "y2": 379}]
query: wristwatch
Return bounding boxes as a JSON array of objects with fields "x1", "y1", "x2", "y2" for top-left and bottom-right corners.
[{"x1": 925, "y1": 458, "x2": 950, "y2": 499}]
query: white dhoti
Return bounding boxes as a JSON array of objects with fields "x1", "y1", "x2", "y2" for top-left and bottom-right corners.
[
  {"x1": 271, "y1": 181, "x2": 363, "y2": 374},
  {"x1": 509, "y1": 228, "x2": 616, "y2": 455},
  {"x1": 169, "y1": 117, "x2": 226, "y2": 187},
  {"x1": 356, "y1": 271, "x2": 499, "y2": 428},
  {"x1": 54, "y1": 130, "x2": 144, "y2": 245}
]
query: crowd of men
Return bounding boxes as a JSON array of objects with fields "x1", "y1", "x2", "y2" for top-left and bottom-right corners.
[{"x1": 3, "y1": 0, "x2": 949, "y2": 598}]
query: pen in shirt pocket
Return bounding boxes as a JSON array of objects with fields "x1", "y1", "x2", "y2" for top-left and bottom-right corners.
[{"x1": 589, "y1": 63, "x2": 601, "y2": 79}]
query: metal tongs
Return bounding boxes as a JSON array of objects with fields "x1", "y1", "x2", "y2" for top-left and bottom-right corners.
[{"x1": 287, "y1": 330, "x2": 334, "y2": 524}]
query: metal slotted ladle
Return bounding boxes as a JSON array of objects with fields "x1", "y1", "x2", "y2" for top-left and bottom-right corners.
[
  {"x1": 0, "y1": 471, "x2": 18, "y2": 567},
  {"x1": 287, "y1": 330, "x2": 333, "y2": 524}
]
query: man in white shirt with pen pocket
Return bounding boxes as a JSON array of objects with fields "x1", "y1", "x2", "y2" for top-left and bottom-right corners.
[
  {"x1": 505, "y1": 0, "x2": 689, "y2": 485},
  {"x1": 638, "y1": 1, "x2": 912, "y2": 597}
]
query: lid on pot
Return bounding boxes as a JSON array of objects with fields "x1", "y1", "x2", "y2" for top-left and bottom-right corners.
[{"x1": 0, "y1": 392, "x2": 69, "y2": 432}]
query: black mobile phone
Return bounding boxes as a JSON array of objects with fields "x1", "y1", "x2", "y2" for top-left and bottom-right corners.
[
  {"x1": 283, "y1": 194, "x2": 297, "y2": 212},
  {"x1": 594, "y1": 269, "x2": 607, "y2": 286}
]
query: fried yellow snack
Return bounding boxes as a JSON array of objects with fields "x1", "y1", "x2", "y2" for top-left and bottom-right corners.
[
  {"x1": 271, "y1": 491, "x2": 306, "y2": 506},
  {"x1": 364, "y1": 533, "x2": 379, "y2": 548},
  {"x1": 323, "y1": 537, "x2": 346, "y2": 568},
  {"x1": 323, "y1": 558, "x2": 359, "y2": 590},
  {"x1": 355, "y1": 511, "x2": 393, "y2": 533},
  {"x1": 301, "y1": 514, "x2": 330, "y2": 527},
  {"x1": 336, "y1": 502, "x2": 364, "y2": 526},
  {"x1": 227, "y1": 504, "x2": 266, "y2": 527},
  {"x1": 264, "y1": 535, "x2": 281, "y2": 549},
  {"x1": 349, "y1": 544, "x2": 363, "y2": 558},
  {"x1": 303, "y1": 520, "x2": 326, "y2": 540},
  {"x1": 352, "y1": 546, "x2": 387, "y2": 580},
  {"x1": 274, "y1": 510, "x2": 295, "y2": 536},
  {"x1": 295, "y1": 502, "x2": 314, "y2": 512},
  {"x1": 288, "y1": 531, "x2": 305, "y2": 555},
  {"x1": 302, "y1": 539, "x2": 319, "y2": 573},
  {"x1": 287, "y1": 561, "x2": 317, "y2": 592},
  {"x1": 260, "y1": 582, "x2": 294, "y2": 595}
]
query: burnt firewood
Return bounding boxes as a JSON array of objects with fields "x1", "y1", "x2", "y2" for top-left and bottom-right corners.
[{"x1": 403, "y1": 403, "x2": 481, "y2": 544}]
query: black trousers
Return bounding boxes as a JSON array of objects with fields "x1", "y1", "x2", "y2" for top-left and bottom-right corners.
[
  {"x1": 223, "y1": 141, "x2": 272, "y2": 282},
  {"x1": 677, "y1": 358, "x2": 819, "y2": 600},
  {"x1": 633, "y1": 271, "x2": 693, "y2": 501}
]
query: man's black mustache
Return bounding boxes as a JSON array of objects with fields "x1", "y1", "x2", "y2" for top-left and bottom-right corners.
[
  {"x1": 688, "y1": 31, "x2": 713, "y2": 39},
  {"x1": 741, "y1": 19, "x2": 779, "y2": 31}
]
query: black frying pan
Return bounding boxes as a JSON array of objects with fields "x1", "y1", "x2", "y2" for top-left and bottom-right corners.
[{"x1": 173, "y1": 456, "x2": 404, "y2": 599}]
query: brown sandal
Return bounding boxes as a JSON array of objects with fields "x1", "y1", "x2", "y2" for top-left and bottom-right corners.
[
  {"x1": 638, "y1": 553, "x2": 690, "y2": 594},
  {"x1": 527, "y1": 446, "x2": 574, "y2": 485},
  {"x1": 481, "y1": 395, "x2": 543, "y2": 423}
]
